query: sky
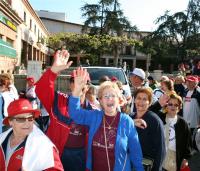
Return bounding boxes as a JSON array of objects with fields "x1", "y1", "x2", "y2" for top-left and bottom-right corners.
[{"x1": 29, "y1": 0, "x2": 190, "y2": 32}]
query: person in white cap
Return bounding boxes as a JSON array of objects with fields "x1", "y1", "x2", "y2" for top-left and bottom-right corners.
[
  {"x1": 129, "y1": 68, "x2": 160, "y2": 113},
  {"x1": 130, "y1": 68, "x2": 146, "y2": 90},
  {"x1": 129, "y1": 68, "x2": 169, "y2": 132}
]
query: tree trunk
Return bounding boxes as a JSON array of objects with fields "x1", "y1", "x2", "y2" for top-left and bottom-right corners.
[{"x1": 113, "y1": 45, "x2": 120, "y2": 67}]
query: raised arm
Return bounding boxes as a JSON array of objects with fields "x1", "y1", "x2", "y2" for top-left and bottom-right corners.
[
  {"x1": 69, "y1": 67, "x2": 98, "y2": 126},
  {"x1": 35, "y1": 50, "x2": 73, "y2": 115}
]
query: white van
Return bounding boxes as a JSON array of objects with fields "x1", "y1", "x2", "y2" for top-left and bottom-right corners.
[{"x1": 84, "y1": 66, "x2": 131, "y2": 97}]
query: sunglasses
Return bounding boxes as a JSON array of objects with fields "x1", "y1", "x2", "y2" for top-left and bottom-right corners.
[
  {"x1": 11, "y1": 115, "x2": 34, "y2": 123},
  {"x1": 167, "y1": 103, "x2": 179, "y2": 107}
]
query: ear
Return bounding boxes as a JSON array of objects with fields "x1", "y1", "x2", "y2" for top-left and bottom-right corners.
[
  {"x1": 99, "y1": 97, "x2": 103, "y2": 104},
  {"x1": 8, "y1": 119, "x2": 13, "y2": 126}
]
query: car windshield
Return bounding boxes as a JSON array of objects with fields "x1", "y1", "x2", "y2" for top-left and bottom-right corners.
[{"x1": 86, "y1": 68, "x2": 127, "y2": 85}]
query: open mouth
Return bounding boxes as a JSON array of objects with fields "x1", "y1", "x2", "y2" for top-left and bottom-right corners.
[{"x1": 107, "y1": 104, "x2": 114, "y2": 108}]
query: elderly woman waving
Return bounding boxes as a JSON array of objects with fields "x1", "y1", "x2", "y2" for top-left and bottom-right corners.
[{"x1": 68, "y1": 67, "x2": 144, "y2": 171}]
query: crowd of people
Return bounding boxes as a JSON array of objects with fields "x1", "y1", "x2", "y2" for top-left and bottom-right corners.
[{"x1": 0, "y1": 49, "x2": 200, "y2": 171}]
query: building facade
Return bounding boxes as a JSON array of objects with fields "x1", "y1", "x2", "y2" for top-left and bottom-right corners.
[
  {"x1": 0, "y1": 0, "x2": 49, "y2": 73},
  {"x1": 36, "y1": 10, "x2": 150, "y2": 71},
  {"x1": 0, "y1": 0, "x2": 22, "y2": 73}
]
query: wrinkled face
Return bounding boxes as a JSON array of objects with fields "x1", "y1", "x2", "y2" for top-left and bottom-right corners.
[
  {"x1": 186, "y1": 80, "x2": 197, "y2": 90},
  {"x1": 135, "y1": 92, "x2": 150, "y2": 113},
  {"x1": 166, "y1": 99, "x2": 180, "y2": 116},
  {"x1": 99, "y1": 87, "x2": 119, "y2": 116},
  {"x1": 130, "y1": 75, "x2": 143, "y2": 88},
  {"x1": 9, "y1": 113, "x2": 34, "y2": 138}
]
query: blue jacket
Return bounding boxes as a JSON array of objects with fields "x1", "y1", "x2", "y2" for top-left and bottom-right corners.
[{"x1": 69, "y1": 96, "x2": 144, "y2": 171}]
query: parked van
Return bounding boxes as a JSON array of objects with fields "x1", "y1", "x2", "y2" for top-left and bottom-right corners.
[{"x1": 84, "y1": 66, "x2": 131, "y2": 96}]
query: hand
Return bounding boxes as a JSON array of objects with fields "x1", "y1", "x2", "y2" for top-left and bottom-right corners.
[
  {"x1": 134, "y1": 119, "x2": 147, "y2": 129},
  {"x1": 181, "y1": 159, "x2": 188, "y2": 169},
  {"x1": 51, "y1": 50, "x2": 73, "y2": 74},
  {"x1": 158, "y1": 94, "x2": 170, "y2": 107},
  {"x1": 72, "y1": 67, "x2": 89, "y2": 97}
]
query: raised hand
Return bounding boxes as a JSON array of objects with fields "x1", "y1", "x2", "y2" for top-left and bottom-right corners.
[
  {"x1": 51, "y1": 50, "x2": 73, "y2": 74},
  {"x1": 72, "y1": 67, "x2": 89, "y2": 97}
]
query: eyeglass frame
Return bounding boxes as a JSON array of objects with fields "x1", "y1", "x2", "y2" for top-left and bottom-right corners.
[
  {"x1": 102, "y1": 93, "x2": 118, "y2": 99},
  {"x1": 167, "y1": 103, "x2": 179, "y2": 108},
  {"x1": 10, "y1": 115, "x2": 35, "y2": 123}
]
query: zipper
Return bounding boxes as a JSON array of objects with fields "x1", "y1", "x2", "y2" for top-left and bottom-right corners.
[{"x1": 6, "y1": 146, "x2": 24, "y2": 171}]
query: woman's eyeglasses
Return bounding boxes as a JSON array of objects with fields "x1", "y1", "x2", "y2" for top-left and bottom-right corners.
[
  {"x1": 102, "y1": 94, "x2": 117, "y2": 99},
  {"x1": 167, "y1": 103, "x2": 179, "y2": 107},
  {"x1": 11, "y1": 115, "x2": 34, "y2": 123}
]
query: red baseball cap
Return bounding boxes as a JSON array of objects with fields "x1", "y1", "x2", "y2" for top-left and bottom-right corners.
[
  {"x1": 3, "y1": 98, "x2": 40, "y2": 125},
  {"x1": 186, "y1": 76, "x2": 198, "y2": 83}
]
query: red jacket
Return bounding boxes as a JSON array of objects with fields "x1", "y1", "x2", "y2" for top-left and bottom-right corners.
[
  {"x1": 35, "y1": 69, "x2": 72, "y2": 155},
  {"x1": 0, "y1": 127, "x2": 63, "y2": 171}
]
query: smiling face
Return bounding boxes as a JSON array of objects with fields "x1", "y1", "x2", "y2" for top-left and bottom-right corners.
[
  {"x1": 9, "y1": 113, "x2": 34, "y2": 138},
  {"x1": 186, "y1": 80, "x2": 197, "y2": 90},
  {"x1": 99, "y1": 87, "x2": 120, "y2": 116},
  {"x1": 166, "y1": 98, "x2": 181, "y2": 117},
  {"x1": 130, "y1": 75, "x2": 144, "y2": 88},
  {"x1": 135, "y1": 92, "x2": 151, "y2": 115}
]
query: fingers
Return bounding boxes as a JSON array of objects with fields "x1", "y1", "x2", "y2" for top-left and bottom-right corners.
[
  {"x1": 65, "y1": 61, "x2": 73, "y2": 69},
  {"x1": 134, "y1": 119, "x2": 147, "y2": 129},
  {"x1": 76, "y1": 67, "x2": 88, "y2": 83}
]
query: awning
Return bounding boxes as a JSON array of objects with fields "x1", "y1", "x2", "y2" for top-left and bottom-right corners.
[{"x1": 0, "y1": 39, "x2": 16, "y2": 58}]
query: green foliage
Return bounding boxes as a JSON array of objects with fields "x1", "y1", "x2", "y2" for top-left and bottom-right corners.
[
  {"x1": 47, "y1": 33, "x2": 141, "y2": 66},
  {"x1": 141, "y1": 0, "x2": 200, "y2": 63},
  {"x1": 81, "y1": 0, "x2": 137, "y2": 36}
]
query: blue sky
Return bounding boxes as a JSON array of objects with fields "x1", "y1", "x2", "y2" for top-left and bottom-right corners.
[{"x1": 29, "y1": 0, "x2": 189, "y2": 31}]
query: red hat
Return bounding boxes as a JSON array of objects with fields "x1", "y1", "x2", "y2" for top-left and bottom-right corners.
[
  {"x1": 26, "y1": 77, "x2": 35, "y2": 83},
  {"x1": 186, "y1": 76, "x2": 198, "y2": 83},
  {"x1": 111, "y1": 76, "x2": 118, "y2": 82},
  {"x1": 3, "y1": 98, "x2": 40, "y2": 125}
]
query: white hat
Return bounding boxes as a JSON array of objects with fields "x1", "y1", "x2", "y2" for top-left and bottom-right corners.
[{"x1": 131, "y1": 68, "x2": 145, "y2": 80}]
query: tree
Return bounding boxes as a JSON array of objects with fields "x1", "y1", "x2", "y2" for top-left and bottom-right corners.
[
  {"x1": 47, "y1": 33, "x2": 141, "y2": 66},
  {"x1": 82, "y1": 0, "x2": 137, "y2": 35},
  {"x1": 81, "y1": 0, "x2": 138, "y2": 66},
  {"x1": 142, "y1": 0, "x2": 200, "y2": 65}
]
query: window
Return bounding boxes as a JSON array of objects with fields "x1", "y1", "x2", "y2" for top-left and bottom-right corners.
[
  {"x1": 38, "y1": 29, "x2": 40, "y2": 42},
  {"x1": 125, "y1": 46, "x2": 132, "y2": 55},
  {"x1": 34, "y1": 25, "x2": 36, "y2": 34},
  {"x1": 30, "y1": 19, "x2": 32, "y2": 30},
  {"x1": 6, "y1": 37, "x2": 14, "y2": 46},
  {"x1": 24, "y1": 12, "x2": 26, "y2": 23}
]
